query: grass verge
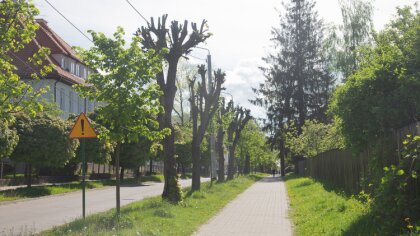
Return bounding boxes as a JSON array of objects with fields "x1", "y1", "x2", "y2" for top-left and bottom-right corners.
[
  {"x1": 0, "y1": 175, "x2": 164, "y2": 203},
  {"x1": 285, "y1": 174, "x2": 374, "y2": 236},
  {"x1": 42, "y1": 174, "x2": 265, "y2": 236}
]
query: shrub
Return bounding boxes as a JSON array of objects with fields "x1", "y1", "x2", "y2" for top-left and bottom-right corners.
[{"x1": 373, "y1": 135, "x2": 420, "y2": 234}]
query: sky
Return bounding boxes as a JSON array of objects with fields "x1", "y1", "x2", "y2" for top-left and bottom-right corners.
[{"x1": 33, "y1": 0, "x2": 419, "y2": 119}]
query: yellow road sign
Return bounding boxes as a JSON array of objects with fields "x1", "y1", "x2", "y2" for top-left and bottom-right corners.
[{"x1": 69, "y1": 113, "x2": 97, "y2": 139}]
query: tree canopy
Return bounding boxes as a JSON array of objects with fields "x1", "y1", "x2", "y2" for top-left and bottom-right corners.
[
  {"x1": 0, "y1": 0, "x2": 53, "y2": 121},
  {"x1": 329, "y1": 7, "x2": 420, "y2": 152}
]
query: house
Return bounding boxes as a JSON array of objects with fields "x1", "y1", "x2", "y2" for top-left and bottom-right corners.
[{"x1": 12, "y1": 19, "x2": 96, "y2": 119}]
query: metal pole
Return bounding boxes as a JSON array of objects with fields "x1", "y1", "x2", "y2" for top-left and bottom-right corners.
[
  {"x1": 207, "y1": 54, "x2": 212, "y2": 93},
  {"x1": 81, "y1": 138, "x2": 86, "y2": 219},
  {"x1": 206, "y1": 53, "x2": 217, "y2": 183}
]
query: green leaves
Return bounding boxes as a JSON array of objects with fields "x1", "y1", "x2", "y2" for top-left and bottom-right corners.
[
  {"x1": 11, "y1": 113, "x2": 78, "y2": 167},
  {"x1": 0, "y1": 0, "x2": 51, "y2": 121},
  {"x1": 76, "y1": 27, "x2": 168, "y2": 145},
  {"x1": 285, "y1": 120, "x2": 345, "y2": 158},
  {"x1": 329, "y1": 7, "x2": 420, "y2": 153}
]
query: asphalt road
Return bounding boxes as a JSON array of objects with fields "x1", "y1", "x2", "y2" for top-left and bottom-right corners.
[{"x1": 0, "y1": 178, "x2": 208, "y2": 235}]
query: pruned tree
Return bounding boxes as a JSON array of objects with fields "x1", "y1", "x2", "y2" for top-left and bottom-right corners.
[
  {"x1": 189, "y1": 65, "x2": 225, "y2": 190},
  {"x1": 137, "y1": 15, "x2": 211, "y2": 202},
  {"x1": 216, "y1": 98, "x2": 234, "y2": 181},
  {"x1": 227, "y1": 107, "x2": 252, "y2": 180}
]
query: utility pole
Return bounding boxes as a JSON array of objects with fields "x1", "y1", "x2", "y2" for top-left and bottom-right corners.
[{"x1": 196, "y1": 47, "x2": 217, "y2": 182}]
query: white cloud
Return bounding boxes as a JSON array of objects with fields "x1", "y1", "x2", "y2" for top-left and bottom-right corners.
[{"x1": 224, "y1": 59, "x2": 267, "y2": 119}]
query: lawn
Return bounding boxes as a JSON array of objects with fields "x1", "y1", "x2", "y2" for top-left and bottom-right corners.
[
  {"x1": 42, "y1": 174, "x2": 265, "y2": 236},
  {"x1": 0, "y1": 175, "x2": 164, "y2": 203},
  {"x1": 285, "y1": 174, "x2": 374, "y2": 236}
]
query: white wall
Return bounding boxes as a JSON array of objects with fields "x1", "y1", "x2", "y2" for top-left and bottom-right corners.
[{"x1": 29, "y1": 79, "x2": 96, "y2": 119}]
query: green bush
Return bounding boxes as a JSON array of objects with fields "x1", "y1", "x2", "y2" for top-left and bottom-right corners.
[
  {"x1": 372, "y1": 135, "x2": 420, "y2": 234},
  {"x1": 0, "y1": 120, "x2": 18, "y2": 158},
  {"x1": 10, "y1": 113, "x2": 78, "y2": 185}
]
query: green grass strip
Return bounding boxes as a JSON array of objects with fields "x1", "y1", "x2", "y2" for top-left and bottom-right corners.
[
  {"x1": 42, "y1": 174, "x2": 265, "y2": 236},
  {"x1": 285, "y1": 174, "x2": 374, "y2": 236},
  {"x1": 0, "y1": 175, "x2": 164, "y2": 203}
]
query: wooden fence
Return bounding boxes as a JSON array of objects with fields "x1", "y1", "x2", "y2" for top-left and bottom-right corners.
[{"x1": 297, "y1": 121, "x2": 420, "y2": 194}]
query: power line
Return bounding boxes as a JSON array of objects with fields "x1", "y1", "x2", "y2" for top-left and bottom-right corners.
[
  {"x1": 125, "y1": 0, "x2": 149, "y2": 24},
  {"x1": 43, "y1": 0, "x2": 93, "y2": 43}
]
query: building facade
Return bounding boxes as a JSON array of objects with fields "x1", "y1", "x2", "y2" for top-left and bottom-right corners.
[{"x1": 13, "y1": 19, "x2": 96, "y2": 119}]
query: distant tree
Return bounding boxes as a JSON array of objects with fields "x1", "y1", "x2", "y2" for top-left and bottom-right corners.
[
  {"x1": 227, "y1": 107, "x2": 251, "y2": 180},
  {"x1": 336, "y1": 0, "x2": 374, "y2": 80},
  {"x1": 174, "y1": 123, "x2": 192, "y2": 177},
  {"x1": 0, "y1": 0, "x2": 53, "y2": 121},
  {"x1": 285, "y1": 120, "x2": 344, "y2": 158},
  {"x1": 118, "y1": 138, "x2": 152, "y2": 180},
  {"x1": 76, "y1": 27, "x2": 168, "y2": 214},
  {"x1": 254, "y1": 0, "x2": 334, "y2": 175},
  {"x1": 189, "y1": 65, "x2": 225, "y2": 190},
  {"x1": 174, "y1": 58, "x2": 197, "y2": 125},
  {"x1": 216, "y1": 98, "x2": 234, "y2": 181},
  {"x1": 11, "y1": 113, "x2": 78, "y2": 187},
  {"x1": 137, "y1": 15, "x2": 211, "y2": 202}
]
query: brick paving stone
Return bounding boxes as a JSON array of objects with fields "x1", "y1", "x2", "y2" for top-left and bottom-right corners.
[{"x1": 194, "y1": 176, "x2": 293, "y2": 236}]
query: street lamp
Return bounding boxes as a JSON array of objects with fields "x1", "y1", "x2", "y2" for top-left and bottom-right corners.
[{"x1": 194, "y1": 47, "x2": 217, "y2": 182}]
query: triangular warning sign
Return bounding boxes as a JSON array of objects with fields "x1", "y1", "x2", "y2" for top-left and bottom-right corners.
[{"x1": 69, "y1": 113, "x2": 97, "y2": 139}]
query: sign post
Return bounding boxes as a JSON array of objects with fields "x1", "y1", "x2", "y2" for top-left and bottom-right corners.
[{"x1": 69, "y1": 112, "x2": 97, "y2": 219}]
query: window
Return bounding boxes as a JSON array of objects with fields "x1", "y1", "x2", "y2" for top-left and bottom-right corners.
[
  {"x1": 75, "y1": 64, "x2": 80, "y2": 76},
  {"x1": 78, "y1": 97, "x2": 83, "y2": 113},
  {"x1": 70, "y1": 62, "x2": 75, "y2": 73},
  {"x1": 59, "y1": 88, "x2": 65, "y2": 110},
  {"x1": 61, "y1": 57, "x2": 65, "y2": 68},
  {"x1": 79, "y1": 66, "x2": 84, "y2": 78},
  {"x1": 69, "y1": 92, "x2": 74, "y2": 113}
]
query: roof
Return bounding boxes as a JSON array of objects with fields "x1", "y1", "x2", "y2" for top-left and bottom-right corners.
[{"x1": 12, "y1": 19, "x2": 86, "y2": 85}]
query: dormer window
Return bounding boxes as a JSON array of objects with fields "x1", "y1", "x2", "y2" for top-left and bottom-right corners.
[{"x1": 61, "y1": 57, "x2": 65, "y2": 68}]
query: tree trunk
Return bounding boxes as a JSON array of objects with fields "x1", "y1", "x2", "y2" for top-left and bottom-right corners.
[
  {"x1": 149, "y1": 159, "x2": 153, "y2": 175},
  {"x1": 191, "y1": 140, "x2": 201, "y2": 190},
  {"x1": 244, "y1": 154, "x2": 250, "y2": 175},
  {"x1": 135, "y1": 166, "x2": 140, "y2": 178},
  {"x1": 161, "y1": 118, "x2": 181, "y2": 203},
  {"x1": 115, "y1": 143, "x2": 121, "y2": 215},
  {"x1": 217, "y1": 126, "x2": 225, "y2": 181},
  {"x1": 181, "y1": 164, "x2": 186, "y2": 178},
  {"x1": 27, "y1": 163, "x2": 32, "y2": 188},
  {"x1": 280, "y1": 140, "x2": 286, "y2": 177},
  {"x1": 120, "y1": 166, "x2": 125, "y2": 181},
  {"x1": 227, "y1": 147, "x2": 235, "y2": 180}
]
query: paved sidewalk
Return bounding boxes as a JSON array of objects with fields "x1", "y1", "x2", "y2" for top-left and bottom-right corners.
[{"x1": 195, "y1": 176, "x2": 293, "y2": 236}]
